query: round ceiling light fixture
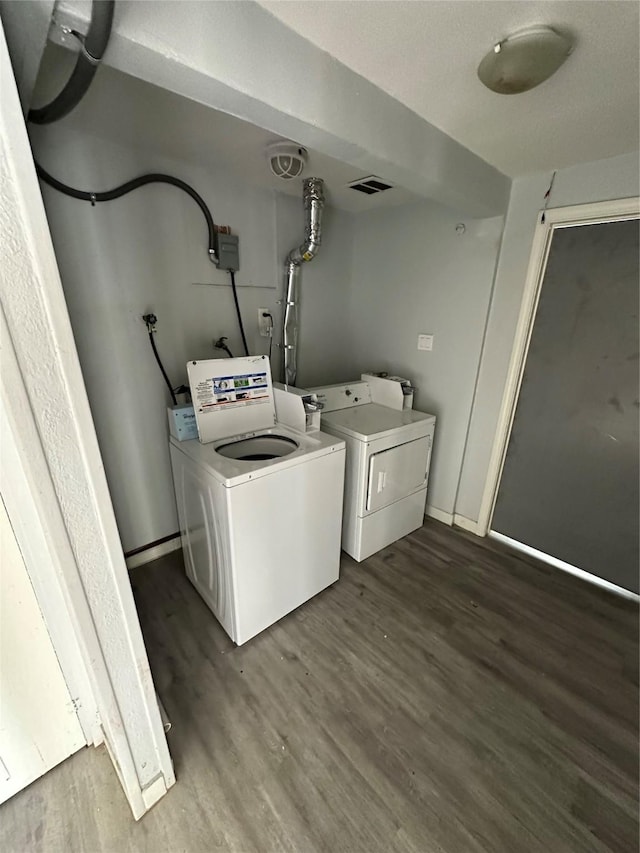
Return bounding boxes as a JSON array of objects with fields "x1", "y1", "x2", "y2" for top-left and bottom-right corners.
[{"x1": 477, "y1": 25, "x2": 574, "y2": 95}]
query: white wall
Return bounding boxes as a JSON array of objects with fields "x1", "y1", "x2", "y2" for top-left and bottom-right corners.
[
  {"x1": 0, "y1": 0, "x2": 53, "y2": 110},
  {"x1": 30, "y1": 123, "x2": 355, "y2": 553},
  {"x1": 34, "y1": 92, "x2": 637, "y2": 550},
  {"x1": 32, "y1": 107, "x2": 503, "y2": 548},
  {"x1": 31, "y1": 123, "x2": 283, "y2": 552},
  {"x1": 456, "y1": 152, "x2": 640, "y2": 522},
  {"x1": 35, "y1": 121, "x2": 638, "y2": 551},
  {"x1": 344, "y1": 201, "x2": 504, "y2": 517}
]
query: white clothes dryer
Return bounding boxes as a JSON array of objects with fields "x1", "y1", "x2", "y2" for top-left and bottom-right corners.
[
  {"x1": 169, "y1": 356, "x2": 345, "y2": 645},
  {"x1": 309, "y1": 377, "x2": 436, "y2": 562}
]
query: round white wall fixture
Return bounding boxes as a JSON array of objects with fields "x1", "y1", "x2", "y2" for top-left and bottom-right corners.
[
  {"x1": 477, "y1": 26, "x2": 573, "y2": 95},
  {"x1": 266, "y1": 141, "x2": 308, "y2": 180}
]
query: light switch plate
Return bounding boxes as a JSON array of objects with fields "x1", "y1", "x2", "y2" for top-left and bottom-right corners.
[{"x1": 417, "y1": 334, "x2": 434, "y2": 351}]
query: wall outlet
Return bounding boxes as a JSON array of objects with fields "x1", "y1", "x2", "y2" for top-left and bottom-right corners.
[
  {"x1": 417, "y1": 334, "x2": 434, "y2": 351},
  {"x1": 258, "y1": 309, "x2": 273, "y2": 338}
]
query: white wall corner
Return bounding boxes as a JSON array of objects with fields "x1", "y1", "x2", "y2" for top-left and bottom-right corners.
[
  {"x1": 425, "y1": 505, "x2": 453, "y2": 526},
  {"x1": 453, "y1": 515, "x2": 483, "y2": 536}
]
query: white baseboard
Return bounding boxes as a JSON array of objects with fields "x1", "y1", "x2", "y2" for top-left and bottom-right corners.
[
  {"x1": 453, "y1": 514, "x2": 482, "y2": 536},
  {"x1": 425, "y1": 505, "x2": 453, "y2": 526},
  {"x1": 141, "y1": 774, "x2": 170, "y2": 811},
  {"x1": 489, "y1": 531, "x2": 639, "y2": 602},
  {"x1": 126, "y1": 536, "x2": 182, "y2": 570},
  {"x1": 425, "y1": 506, "x2": 484, "y2": 537}
]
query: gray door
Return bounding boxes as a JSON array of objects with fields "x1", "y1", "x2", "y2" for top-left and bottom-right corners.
[{"x1": 492, "y1": 218, "x2": 639, "y2": 593}]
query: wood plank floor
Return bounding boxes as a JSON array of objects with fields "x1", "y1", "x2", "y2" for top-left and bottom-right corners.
[{"x1": 1, "y1": 520, "x2": 638, "y2": 852}]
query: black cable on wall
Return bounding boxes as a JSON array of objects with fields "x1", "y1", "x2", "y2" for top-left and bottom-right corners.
[
  {"x1": 35, "y1": 162, "x2": 217, "y2": 262},
  {"x1": 229, "y1": 270, "x2": 249, "y2": 356},
  {"x1": 29, "y1": 0, "x2": 251, "y2": 375}
]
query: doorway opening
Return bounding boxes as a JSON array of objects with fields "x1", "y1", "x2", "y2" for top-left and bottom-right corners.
[{"x1": 478, "y1": 198, "x2": 640, "y2": 597}]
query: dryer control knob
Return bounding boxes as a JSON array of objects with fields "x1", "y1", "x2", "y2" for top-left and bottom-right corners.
[{"x1": 345, "y1": 389, "x2": 352, "y2": 396}]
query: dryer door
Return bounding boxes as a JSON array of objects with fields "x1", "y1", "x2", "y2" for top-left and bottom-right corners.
[{"x1": 366, "y1": 436, "x2": 431, "y2": 512}]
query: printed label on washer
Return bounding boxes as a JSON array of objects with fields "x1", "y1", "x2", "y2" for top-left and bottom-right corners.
[{"x1": 194, "y1": 372, "x2": 270, "y2": 414}]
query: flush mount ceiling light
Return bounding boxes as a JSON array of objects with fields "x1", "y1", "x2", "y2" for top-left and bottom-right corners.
[{"x1": 477, "y1": 25, "x2": 573, "y2": 95}]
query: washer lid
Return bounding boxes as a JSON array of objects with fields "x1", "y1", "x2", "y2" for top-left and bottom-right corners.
[{"x1": 187, "y1": 355, "x2": 276, "y2": 443}]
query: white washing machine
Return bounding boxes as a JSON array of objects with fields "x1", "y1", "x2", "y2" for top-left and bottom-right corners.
[
  {"x1": 169, "y1": 356, "x2": 345, "y2": 645},
  {"x1": 309, "y1": 375, "x2": 436, "y2": 562}
]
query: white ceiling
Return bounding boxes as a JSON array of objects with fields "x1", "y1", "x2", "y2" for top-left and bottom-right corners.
[
  {"x1": 30, "y1": 44, "x2": 422, "y2": 213},
  {"x1": 258, "y1": 0, "x2": 640, "y2": 177}
]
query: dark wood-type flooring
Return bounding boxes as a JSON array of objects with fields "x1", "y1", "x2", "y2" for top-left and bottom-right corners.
[{"x1": 1, "y1": 520, "x2": 638, "y2": 852}]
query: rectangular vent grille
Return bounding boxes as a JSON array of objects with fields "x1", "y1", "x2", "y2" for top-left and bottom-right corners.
[{"x1": 348, "y1": 176, "x2": 393, "y2": 195}]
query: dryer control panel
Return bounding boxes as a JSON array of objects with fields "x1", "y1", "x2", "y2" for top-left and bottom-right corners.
[{"x1": 310, "y1": 381, "x2": 371, "y2": 413}]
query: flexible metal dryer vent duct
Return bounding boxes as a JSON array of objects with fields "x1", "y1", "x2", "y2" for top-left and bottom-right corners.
[{"x1": 282, "y1": 177, "x2": 325, "y2": 386}]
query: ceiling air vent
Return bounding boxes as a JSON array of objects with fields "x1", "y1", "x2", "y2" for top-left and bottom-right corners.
[{"x1": 348, "y1": 176, "x2": 394, "y2": 195}]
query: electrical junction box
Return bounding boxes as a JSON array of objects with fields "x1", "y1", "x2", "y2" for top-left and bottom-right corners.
[
  {"x1": 167, "y1": 404, "x2": 198, "y2": 441},
  {"x1": 215, "y1": 233, "x2": 240, "y2": 272}
]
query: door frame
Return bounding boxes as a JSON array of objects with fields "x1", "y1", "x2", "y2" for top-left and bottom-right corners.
[
  {"x1": 476, "y1": 196, "x2": 640, "y2": 537},
  {"x1": 1, "y1": 24, "x2": 174, "y2": 818},
  {"x1": 0, "y1": 334, "x2": 101, "y2": 749}
]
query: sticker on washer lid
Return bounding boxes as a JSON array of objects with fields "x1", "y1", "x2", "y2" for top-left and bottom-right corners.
[{"x1": 194, "y1": 372, "x2": 271, "y2": 414}]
